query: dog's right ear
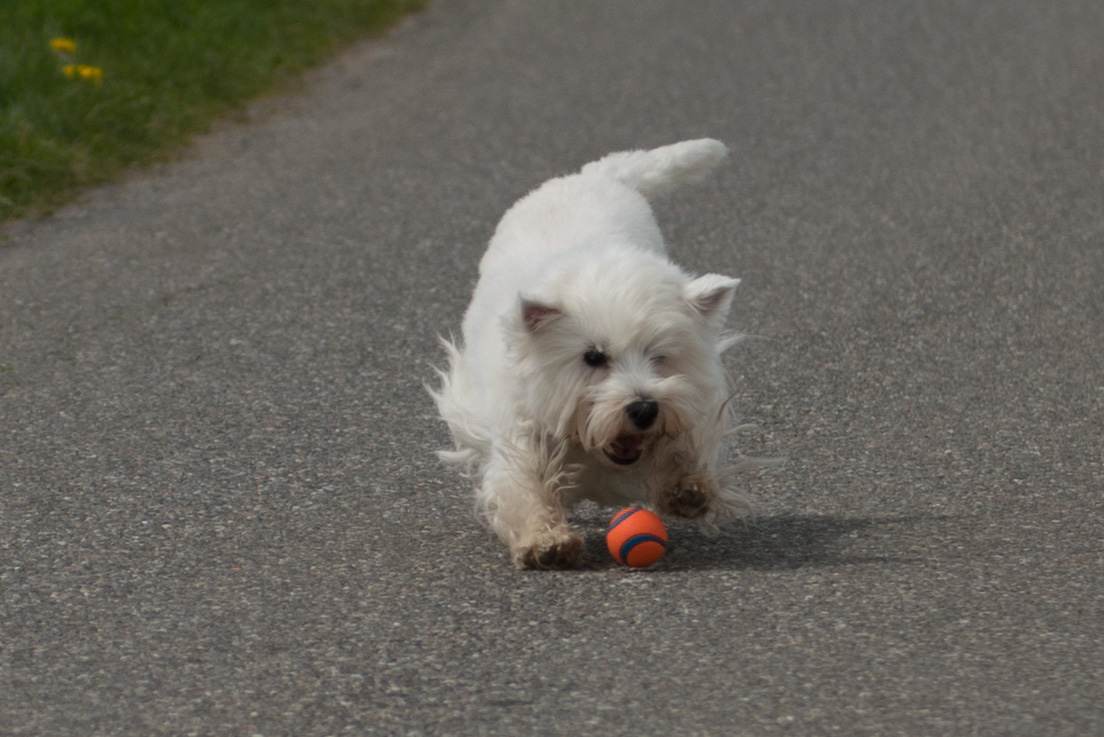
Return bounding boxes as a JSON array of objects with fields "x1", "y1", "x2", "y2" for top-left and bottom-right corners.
[
  {"x1": 685, "y1": 274, "x2": 740, "y2": 321},
  {"x1": 520, "y1": 297, "x2": 564, "y2": 333}
]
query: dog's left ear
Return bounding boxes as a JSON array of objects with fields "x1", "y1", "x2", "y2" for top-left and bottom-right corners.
[
  {"x1": 685, "y1": 274, "x2": 740, "y2": 322},
  {"x1": 520, "y1": 297, "x2": 564, "y2": 333}
]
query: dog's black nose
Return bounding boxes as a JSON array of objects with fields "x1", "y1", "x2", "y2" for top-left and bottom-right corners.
[{"x1": 625, "y1": 399, "x2": 659, "y2": 430}]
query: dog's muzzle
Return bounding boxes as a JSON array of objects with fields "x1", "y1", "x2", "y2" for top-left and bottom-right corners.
[
  {"x1": 605, "y1": 434, "x2": 644, "y2": 466},
  {"x1": 603, "y1": 399, "x2": 660, "y2": 466},
  {"x1": 625, "y1": 399, "x2": 659, "y2": 431}
]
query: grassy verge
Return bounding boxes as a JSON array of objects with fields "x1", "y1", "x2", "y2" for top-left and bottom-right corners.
[{"x1": 0, "y1": 0, "x2": 426, "y2": 223}]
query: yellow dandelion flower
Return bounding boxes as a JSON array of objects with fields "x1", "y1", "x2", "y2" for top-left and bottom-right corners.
[
  {"x1": 79, "y1": 66, "x2": 103, "y2": 85},
  {"x1": 62, "y1": 64, "x2": 104, "y2": 86},
  {"x1": 50, "y1": 38, "x2": 77, "y2": 54}
]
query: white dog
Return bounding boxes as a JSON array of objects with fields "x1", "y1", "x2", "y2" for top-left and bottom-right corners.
[{"x1": 431, "y1": 139, "x2": 750, "y2": 569}]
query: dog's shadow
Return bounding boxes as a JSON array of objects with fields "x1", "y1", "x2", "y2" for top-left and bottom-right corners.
[{"x1": 577, "y1": 511, "x2": 928, "y2": 572}]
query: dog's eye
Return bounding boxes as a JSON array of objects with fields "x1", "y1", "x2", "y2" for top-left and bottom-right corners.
[{"x1": 583, "y1": 348, "x2": 608, "y2": 368}]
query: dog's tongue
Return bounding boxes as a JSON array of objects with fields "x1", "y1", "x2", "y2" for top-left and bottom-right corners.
[{"x1": 607, "y1": 435, "x2": 643, "y2": 465}]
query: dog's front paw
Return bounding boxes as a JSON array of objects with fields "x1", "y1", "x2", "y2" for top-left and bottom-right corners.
[
  {"x1": 657, "y1": 473, "x2": 717, "y2": 519},
  {"x1": 514, "y1": 530, "x2": 583, "y2": 570}
]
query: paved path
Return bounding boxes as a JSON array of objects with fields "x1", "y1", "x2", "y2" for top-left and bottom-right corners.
[{"x1": 3, "y1": 1, "x2": 1102, "y2": 734}]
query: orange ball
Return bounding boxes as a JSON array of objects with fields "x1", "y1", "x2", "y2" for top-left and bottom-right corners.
[{"x1": 606, "y1": 507, "x2": 668, "y2": 567}]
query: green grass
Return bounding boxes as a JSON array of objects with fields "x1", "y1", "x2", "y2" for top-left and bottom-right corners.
[{"x1": 0, "y1": 0, "x2": 425, "y2": 223}]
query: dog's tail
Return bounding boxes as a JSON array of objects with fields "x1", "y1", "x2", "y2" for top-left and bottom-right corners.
[{"x1": 580, "y1": 138, "x2": 728, "y2": 200}]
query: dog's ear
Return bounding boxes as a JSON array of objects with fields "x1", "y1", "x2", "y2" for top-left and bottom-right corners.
[
  {"x1": 685, "y1": 274, "x2": 740, "y2": 321},
  {"x1": 520, "y1": 297, "x2": 564, "y2": 333}
]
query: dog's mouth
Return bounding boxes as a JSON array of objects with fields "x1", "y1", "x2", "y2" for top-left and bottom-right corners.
[{"x1": 604, "y1": 434, "x2": 644, "y2": 466}]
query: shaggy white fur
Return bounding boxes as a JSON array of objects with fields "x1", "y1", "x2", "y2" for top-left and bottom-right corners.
[{"x1": 430, "y1": 139, "x2": 750, "y2": 569}]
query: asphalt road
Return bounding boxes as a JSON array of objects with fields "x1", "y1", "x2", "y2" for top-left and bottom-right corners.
[{"x1": 3, "y1": 1, "x2": 1103, "y2": 735}]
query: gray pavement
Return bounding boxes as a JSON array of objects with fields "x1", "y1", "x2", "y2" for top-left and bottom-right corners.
[{"x1": 2, "y1": 1, "x2": 1103, "y2": 734}]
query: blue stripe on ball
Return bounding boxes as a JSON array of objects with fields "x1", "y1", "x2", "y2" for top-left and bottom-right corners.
[
  {"x1": 619, "y1": 533, "x2": 667, "y2": 563},
  {"x1": 608, "y1": 507, "x2": 641, "y2": 531}
]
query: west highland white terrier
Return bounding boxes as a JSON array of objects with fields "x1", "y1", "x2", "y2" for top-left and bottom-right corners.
[{"x1": 431, "y1": 139, "x2": 751, "y2": 569}]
